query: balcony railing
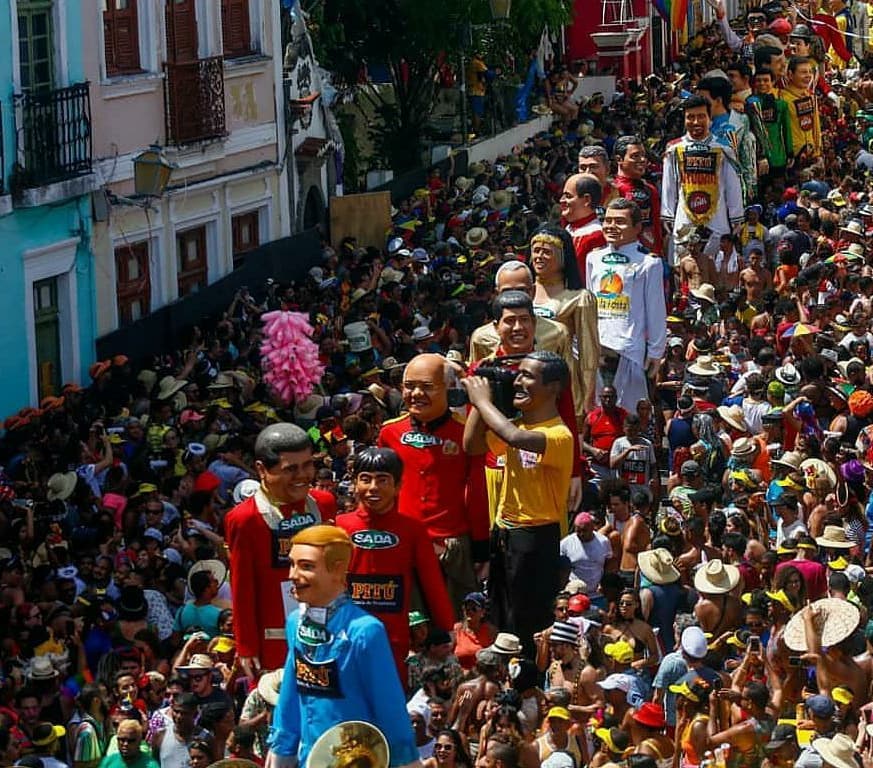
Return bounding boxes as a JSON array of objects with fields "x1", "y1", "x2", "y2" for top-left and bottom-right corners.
[
  {"x1": 164, "y1": 56, "x2": 226, "y2": 145},
  {"x1": 14, "y1": 82, "x2": 93, "y2": 189}
]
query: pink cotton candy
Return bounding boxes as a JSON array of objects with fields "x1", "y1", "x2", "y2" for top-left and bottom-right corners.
[{"x1": 259, "y1": 311, "x2": 324, "y2": 405}]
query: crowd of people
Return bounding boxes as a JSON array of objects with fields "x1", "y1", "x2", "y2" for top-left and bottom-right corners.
[{"x1": 6, "y1": 1, "x2": 873, "y2": 767}]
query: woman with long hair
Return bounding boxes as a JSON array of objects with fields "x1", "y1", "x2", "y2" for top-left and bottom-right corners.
[
  {"x1": 529, "y1": 223, "x2": 600, "y2": 417},
  {"x1": 422, "y1": 729, "x2": 473, "y2": 768}
]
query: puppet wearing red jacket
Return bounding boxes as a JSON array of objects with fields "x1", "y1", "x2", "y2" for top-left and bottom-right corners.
[
  {"x1": 225, "y1": 487, "x2": 335, "y2": 670},
  {"x1": 335, "y1": 448, "x2": 455, "y2": 678}
]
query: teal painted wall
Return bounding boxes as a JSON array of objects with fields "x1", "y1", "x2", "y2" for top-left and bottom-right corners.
[{"x1": 0, "y1": 0, "x2": 97, "y2": 419}]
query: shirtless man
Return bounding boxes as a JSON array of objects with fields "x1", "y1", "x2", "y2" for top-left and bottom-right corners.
[
  {"x1": 675, "y1": 517, "x2": 721, "y2": 586},
  {"x1": 619, "y1": 494, "x2": 651, "y2": 588},
  {"x1": 448, "y1": 648, "x2": 504, "y2": 743},
  {"x1": 600, "y1": 486, "x2": 632, "y2": 576},
  {"x1": 802, "y1": 600, "x2": 868, "y2": 699},
  {"x1": 693, "y1": 560, "x2": 745, "y2": 636},
  {"x1": 679, "y1": 236, "x2": 719, "y2": 291},
  {"x1": 739, "y1": 248, "x2": 773, "y2": 306}
]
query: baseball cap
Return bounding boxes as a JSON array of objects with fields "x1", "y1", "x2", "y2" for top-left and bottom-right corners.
[
  {"x1": 574, "y1": 511, "x2": 595, "y2": 527},
  {"x1": 681, "y1": 460, "x2": 701, "y2": 476},
  {"x1": 765, "y1": 723, "x2": 797, "y2": 751},
  {"x1": 463, "y1": 591, "x2": 486, "y2": 608},
  {"x1": 546, "y1": 706, "x2": 571, "y2": 721},
  {"x1": 805, "y1": 694, "x2": 835, "y2": 718},
  {"x1": 408, "y1": 611, "x2": 429, "y2": 627},
  {"x1": 598, "y1": 673, "x2": 632, "y2": 692}
]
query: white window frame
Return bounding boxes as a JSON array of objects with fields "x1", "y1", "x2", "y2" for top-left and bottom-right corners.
[
  {"x1": 97, "y1": 0, "x2": 161, "y2": 83},
  {"x1": 23, "y1": 237, "x2": 81, "y2": 404}
]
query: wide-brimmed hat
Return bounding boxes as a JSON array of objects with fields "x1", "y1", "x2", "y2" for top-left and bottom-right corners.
[
  {"x1": 716, "y1": 404, "x2": 748, "y2": 433},
  {"x1": 156, "y1": 376, "x2": 187, "y2": 401},
  {"x1": 488, "y1": 632, "x2": 522, "y2": 655},
  {"x1": 118, "y1": 585, "x2": 148, "y2": 620},
  {"x1": 364, "y1": 383, "x2": 387, "y2": 407},
  {"x1": 207, "y1": 373, "x2": 234, "y2": 391},
  {"x1": 465, "y1": 227, "x2": 489, "y2": 247},
  {"x1": 232, "y1": 478, "x2": 260, "y2": 504},
  {"x1": 27, "y1": 656, "x2": 59, "y2": 681},
  {"x1": 178, "y1": 653, "x2": 215, "y2": 672},
  {"x1": 784, "y1": 598, "x2": 860, "y2": 651},
  {"x1": 811, "y1": 734, "x2": 859, "y2": 768},
  {"x1": 257, "y1": 669, "x2": 283, "y2": 707},
  {"x1": 687, "y1": 356, "x2": 721, "y2": 377},
  {"x1": 691, "y1": 283, "x2": 716, "y2": 304},
  {"x1": 840, "y1": 219, "x2": 864, "y2": 237},
  {"x1": 46, "y1": 472, "x2": 77, "y2": 501},
  {"x1": 800, "y1": 458, "x2": 838, "y2": 492},
  {"x1": 638, "y1": 548, "x2": 680, "y2": 585},
  {"x1": 815, "y1": 525, "x2": 855, "y2": 550},
  {"x1": 381, "y1": 356, "x2": 406, "y2": 371},
  {"x1": 694, "y1": 559, "x2": 740, "y2": 595},
  {"x1": 775, "y1": 363, "x2": 801, "y2": 385},
  {"x1": 455, "y1": 176, "x2": 473, "y2": 192},
  {"x1": 772, "y1": 450, "x2": 802, "y2": 471},
  {"x1": 188, "y1": 559, "x2": 228, "y2": 591},
  {"x1": 489, "y1": 189, "x2": 513, "y2": 210},
  {"x1": 633, "y1": 702, "x2": 667, "y2": 729},
  {"x1": 730, "y1": 436, "x2": 758, "y2": 459}
]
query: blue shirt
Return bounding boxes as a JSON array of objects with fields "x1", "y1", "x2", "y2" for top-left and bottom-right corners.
[
  {"x1": 652, "y1": 651, "x2": 687, "y2": 727},
  {"x1": 269, "y1": 594, "x2": 419, "y2": 767}
]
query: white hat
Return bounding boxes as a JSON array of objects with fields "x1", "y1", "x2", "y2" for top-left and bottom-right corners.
[
  {"x1": 691, "y1": 283, "x2": 716, "y2": 304},
  {"x1": 638, "y1": 548, "x2": 681, "y2": 585},
  {"x1": 687, "y1": 356, "x2": 721, "y2": 377},
  {"x1": 680, "y1": 626, "x2": 709, "y2": 659},
  {"x1": 257, "y1": 669, "x2": 284, "y2": 707},
  {"x1": 693, "y1": 559, "x2": 741, "y2": 595},
  {"x1": 775, "y1": 363, "x2": 801, "y2": 385},
  {"x1": 812, "y1": 733, "x2": 861, "y2": 768},
  {"x1": 143, "y1": 527, "x2": 163, "y2": 542},
  {"x1": 412, "y1": 327, "x2": 433, "y2": 342},
  {"x1": 598, "y1": 673, "x2": 632, "y2": 692},
  {"x1": 387, "y1": 237, "x2": 404, "y2": 254},
  {"x1": 232, "y1": 478, "x2": 261, "y2": 504}
]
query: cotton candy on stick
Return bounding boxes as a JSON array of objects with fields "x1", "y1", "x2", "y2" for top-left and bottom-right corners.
[{"x1": 260, "y1": 310, "x2": 324, "y2": 405}]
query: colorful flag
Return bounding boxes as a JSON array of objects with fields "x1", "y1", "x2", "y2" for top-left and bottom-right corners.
[{"x1": 652, "y1": 0, "x2": 688, "y2": 29}]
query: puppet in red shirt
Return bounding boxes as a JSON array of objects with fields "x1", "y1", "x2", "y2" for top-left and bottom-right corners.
[
  {"x1": 224, "y1": 424, "x2": 336, "y2": 675},
  {"x1": 561, "y1": 173, "x2": 606, "y2": 282},
  {"x1": 335, "y1": 447, "x2": 455, "y2": 680}
]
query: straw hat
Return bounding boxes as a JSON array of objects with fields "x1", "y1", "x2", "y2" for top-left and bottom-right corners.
[
  {"x1": 730, "y1": 436, "x2": 758, "y2": 459},
  {"x1": 46, "y1": 471, "x2": 77, "y2": 502},
  {"x1": 177, "y1": 653, "x2": 215, "y2": 672},
  {"x1": 156, "y1": 376, "x2": 187, "y2": 401},
  {"x1": 840, "y1": 219, "x2": 864, "y2": 237},
  {"x1": 687, "y1": 356, "x2": 721, "y2": 377},
  {"x1": 799, "y1": 458, "x2": 838, "y2": 492},
  {"x1": 811, "y1": 734, "x2": 861, "y2": 768},
  {"x1": 690, "y1": 283, "x2": 716, "y2": 304},
  {"x1": 716, "y1": 404, "x2": 748, "y2": 433},
  {"x1": 693, "y1": 559, "x2": 740, "y2": 595},
  {"x1": 783, "y1": 598, "x2": 860, "y2": 651},
  {"x1": 488, "y1": 632, "x2": 522, "y2": 655},
  {"x1": 772, "y1": 450, "x2": 802, "y2": 471},
  {"x1": 775, "y1": 363, "x2": 801, "y2": 386},
  {"x1": 455, "y1": 176, "x2": 473, "y2": 192},
  {"x1": 257, "y1": 669, "x2": 284, "y2": 707},
  {"x1": 188, "y1": 559, "x2": 228, "y2": 592},
  {"x1": 638, "y1": 548, "x2": 680, "y2": 585},
  {"x1": 466, "y1": 227, "x2": 489, "y2": 247},
  {"x1": 26, "y1": 656, "x2": 59, "y2": 681},
  {"x1": 489, "y1": 189, "x2": 513, "y2": 210},
  {"x1": 815, "y1": 525, "x2": 855, "y2": 550}
]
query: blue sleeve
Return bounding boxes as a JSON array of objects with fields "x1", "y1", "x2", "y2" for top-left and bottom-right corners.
[
  {"x1": 353, "y1": 619, "x2": 419, "y2": 767},
  {"x1": 267, "y1": 613, "x2": 301, "y2": 758}
]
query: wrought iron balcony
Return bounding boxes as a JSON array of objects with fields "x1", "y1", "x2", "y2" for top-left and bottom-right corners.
[
  {"x1": 164, "y1": 56, "x2": 226, "y2": 145},
  {"x1": 13, "y1": 82, "x2": 93, "y2": 189}
]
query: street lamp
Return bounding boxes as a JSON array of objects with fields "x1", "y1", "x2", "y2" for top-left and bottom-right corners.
[
  {"x1": 489, "y1": 0, "x2": 511, "y2": 19},
  {"x1": 133, "y1": 145, "x2": 174, "y2": 198}
]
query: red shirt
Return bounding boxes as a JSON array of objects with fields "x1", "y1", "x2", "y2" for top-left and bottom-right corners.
[
  {"x1": 613, "y1": 173, "x2": 663, "y2": 254},
  {"x1": 586, "y1": 406, "x2": 627, "y2": 454},
  {"x1": 566, "y1": 214, "x2": 606, "y2": 283},
  {"x1": 775, "y1": 557, "x2": 828, "y2": 601},
  {"x1": 224, "y1": 489, "x2": 336, "y2": 668},
  {"x1": 378, "y1": 412, "x2": 488, "y2": 543},
  {"x1": 336, "y1": 504, "x2": 455, "y2": 673}
]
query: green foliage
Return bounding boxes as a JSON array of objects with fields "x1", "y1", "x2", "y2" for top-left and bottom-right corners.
[{"x1": 310, "y1": 0, "x2": 573, "y2": 172}]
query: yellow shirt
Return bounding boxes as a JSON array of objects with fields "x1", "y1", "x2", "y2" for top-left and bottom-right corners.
[
  {"x1": 487, "y1": 417, "x2": 573, "y2": 531},
  {"x1": 779, "y1": 84, "x2": 821, "y2": 159}
]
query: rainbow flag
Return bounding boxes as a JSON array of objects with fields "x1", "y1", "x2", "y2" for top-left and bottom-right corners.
[{"x1": 652, "y1": 0, "x2": 688, "y2": 29}]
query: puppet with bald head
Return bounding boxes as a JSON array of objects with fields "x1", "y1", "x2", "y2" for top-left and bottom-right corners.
[{"x1": 378, "y1": 353, "x2": 487, "y2": 608}]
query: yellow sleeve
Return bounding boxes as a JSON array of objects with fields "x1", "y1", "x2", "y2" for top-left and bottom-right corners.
[
  {"x1": 486, "y1": 430, "x2": 507, "y2": 456},
  {"x1": 540, "y1": 423, "x2": 574, "y2": 469}
]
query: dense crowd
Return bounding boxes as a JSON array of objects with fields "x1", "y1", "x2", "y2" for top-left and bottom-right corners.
[{"x1": 7, "y1": 2, "x2": 873, "y2": 768}]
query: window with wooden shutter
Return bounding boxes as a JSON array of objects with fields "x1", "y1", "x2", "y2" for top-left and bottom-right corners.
[
  {"x1": 177, "y1": 226, "x2": 208, "y2": 297},
  {"x1": 231, "y1": 211, "x2": 259, "y2": 269},
  {"x1": 221, "y1": 0, "x2": 253, "y2": 58},
  {"x1": 104, "y1": 0, "x2": 141, "y2": 76},
  {"x1": 115, "y1": 241, "x2": 151, "y2": 325}
]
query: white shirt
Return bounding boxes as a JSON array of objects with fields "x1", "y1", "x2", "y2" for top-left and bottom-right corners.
[{"x1": 560, "y1": 532, "x2": 613, "y2": 594}]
